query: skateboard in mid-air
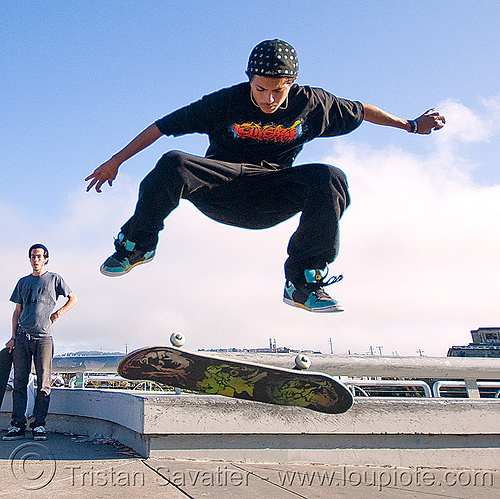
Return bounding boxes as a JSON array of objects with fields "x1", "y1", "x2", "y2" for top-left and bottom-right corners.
[
  {"x1": 0, "y1": 347, "x2": 13, "y2": 409},
  {"x1": 118, "y1": 333, "x2": 353, "y2": 414}
]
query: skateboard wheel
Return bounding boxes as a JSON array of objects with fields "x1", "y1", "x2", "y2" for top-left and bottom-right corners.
[
  {"x1": 170, "y1": 332, "x2": 186, "y2": 347},
  {"x1": 295, "y1": 354, "x2": 311, "y2": 370}
]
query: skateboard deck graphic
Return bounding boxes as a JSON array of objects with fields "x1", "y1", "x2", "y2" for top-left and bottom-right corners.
[
  {"x1": 0, "y1": 347, "x2": 13, "y2": 409},
  {"x1": 118, "y1": 346, "x2": 353, "y2": 414}
]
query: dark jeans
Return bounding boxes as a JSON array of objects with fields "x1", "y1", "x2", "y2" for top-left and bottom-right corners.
[
  {"x1": 11, "y1": 331, "x2": 53, "y2": 428},
  {"x1": 121, "y1": 151, "x2": 350, "y2": 283}
]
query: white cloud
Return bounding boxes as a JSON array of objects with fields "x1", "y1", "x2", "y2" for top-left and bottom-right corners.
[
  {"x1": 327, "y1": 139, "x2": 500, "y2": 355},
  {"x1": 437, "y1": 99, "x2": 492, "y2": 144}
]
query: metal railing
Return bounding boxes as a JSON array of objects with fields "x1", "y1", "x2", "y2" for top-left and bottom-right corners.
[
  {"x1": 344, "y1": 379, "x2": 432, "y2": 398},
  {"x1": 432, "y1": 380, "x2": 500, "y2": 398}
]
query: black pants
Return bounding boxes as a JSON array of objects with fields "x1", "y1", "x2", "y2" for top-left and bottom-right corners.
[
  {"x1": 12, "y1": 331, "x2": 53, "y2": 428},
  {"x1": 121, "y1": 151, "x2": 350, "y2": 283}
]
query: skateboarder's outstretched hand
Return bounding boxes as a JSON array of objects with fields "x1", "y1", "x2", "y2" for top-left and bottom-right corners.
[
  {"x1": 85, "y1": 158, "x2": 120, "y2": 193},
  {"x1": 86, "y1": 123, "x2": 162, "y2": 193},
  {"x1": 415, "y1": 108, "x2": 446, "y2": 134}
]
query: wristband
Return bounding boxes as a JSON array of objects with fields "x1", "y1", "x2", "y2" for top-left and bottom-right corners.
[{"x1": 408, "y1": 119, "x2": 418, "y2": 133}]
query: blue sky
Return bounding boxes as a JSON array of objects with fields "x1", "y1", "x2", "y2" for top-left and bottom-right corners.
[{"x1": 2, "y1": 1, "x2": 500, "y2": 356}]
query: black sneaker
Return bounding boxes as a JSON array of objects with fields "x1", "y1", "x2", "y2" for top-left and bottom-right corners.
[
  {"x1": 3, "y1": 426, "x2": 25, "y2": 440},
  {"x1": 283, "y1": 268, "x2": 344, "y2": 313},
  {"x1": 32, "y1": 426, "x2": 47, "y2": 441},
  {"x1": 100, "y1": 233, "x2": 155, "y2": 277}
]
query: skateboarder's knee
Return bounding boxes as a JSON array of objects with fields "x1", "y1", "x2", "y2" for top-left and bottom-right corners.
[
  {"x1": 141, "y1": 151, "x2": 188, "y2": 188},
  {"x1": 156, "y1": 150, "x2": 186, "y2": 169},
  {"x1": 300, "y1": 164, "x2": 348, "y2": 190}
]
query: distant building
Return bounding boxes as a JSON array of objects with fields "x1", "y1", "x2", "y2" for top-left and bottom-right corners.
[{"x1": 448, "y1": 328, "x2": 500, "y2": 357}]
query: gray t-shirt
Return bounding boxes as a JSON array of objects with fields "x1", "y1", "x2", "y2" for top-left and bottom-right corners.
[{"x1": 10, "y1": 271, "x2": 72, "y2": 337}]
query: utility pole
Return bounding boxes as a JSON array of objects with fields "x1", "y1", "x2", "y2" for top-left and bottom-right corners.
[{"x1": 328, "y1": 337, "x2": 334, "y2": 354}]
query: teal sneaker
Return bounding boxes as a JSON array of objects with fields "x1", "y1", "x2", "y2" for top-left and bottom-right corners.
[
  {"x1": 100, "y1": 233, "x2": 155, "y2": 277},
  {"x1": 283, "y1": 268, "x2": 344, "y2": 313}
]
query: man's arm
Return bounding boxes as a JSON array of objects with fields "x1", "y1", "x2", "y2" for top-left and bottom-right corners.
[
  {"x1": 85, "y1": 123, "x2": 163, "y2": 193},
  {"x1": 362, "y1": 104, "x2": 445, "y2": 134},
  {"x1": 50, "y1": 292, "x2": 78, "y2": 324},
  {"x1": 6, "y1": 303, "x2": 22, "y2": 353}
]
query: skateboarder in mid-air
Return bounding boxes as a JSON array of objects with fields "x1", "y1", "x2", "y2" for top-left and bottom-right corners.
[{"x1": 86, "y1": 39, "x2": 445, "y2": 313}]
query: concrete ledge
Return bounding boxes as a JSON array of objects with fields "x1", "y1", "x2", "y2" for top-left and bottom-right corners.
[{"x1": 3, "y1": 388, "x2": 500, "y2": 469}]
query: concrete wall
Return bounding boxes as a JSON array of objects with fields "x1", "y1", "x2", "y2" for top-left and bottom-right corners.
[{"x1": 2, "y1": 388, "x2": 500, "y2": 469}]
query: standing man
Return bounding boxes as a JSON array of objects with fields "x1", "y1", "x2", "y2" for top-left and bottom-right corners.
[
  {"x1": 86, "y1": 39, "x2": 444, "y2": 313},
  {"x1": 3, "y1": 244, "x2": 77, "y2": 441}
]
